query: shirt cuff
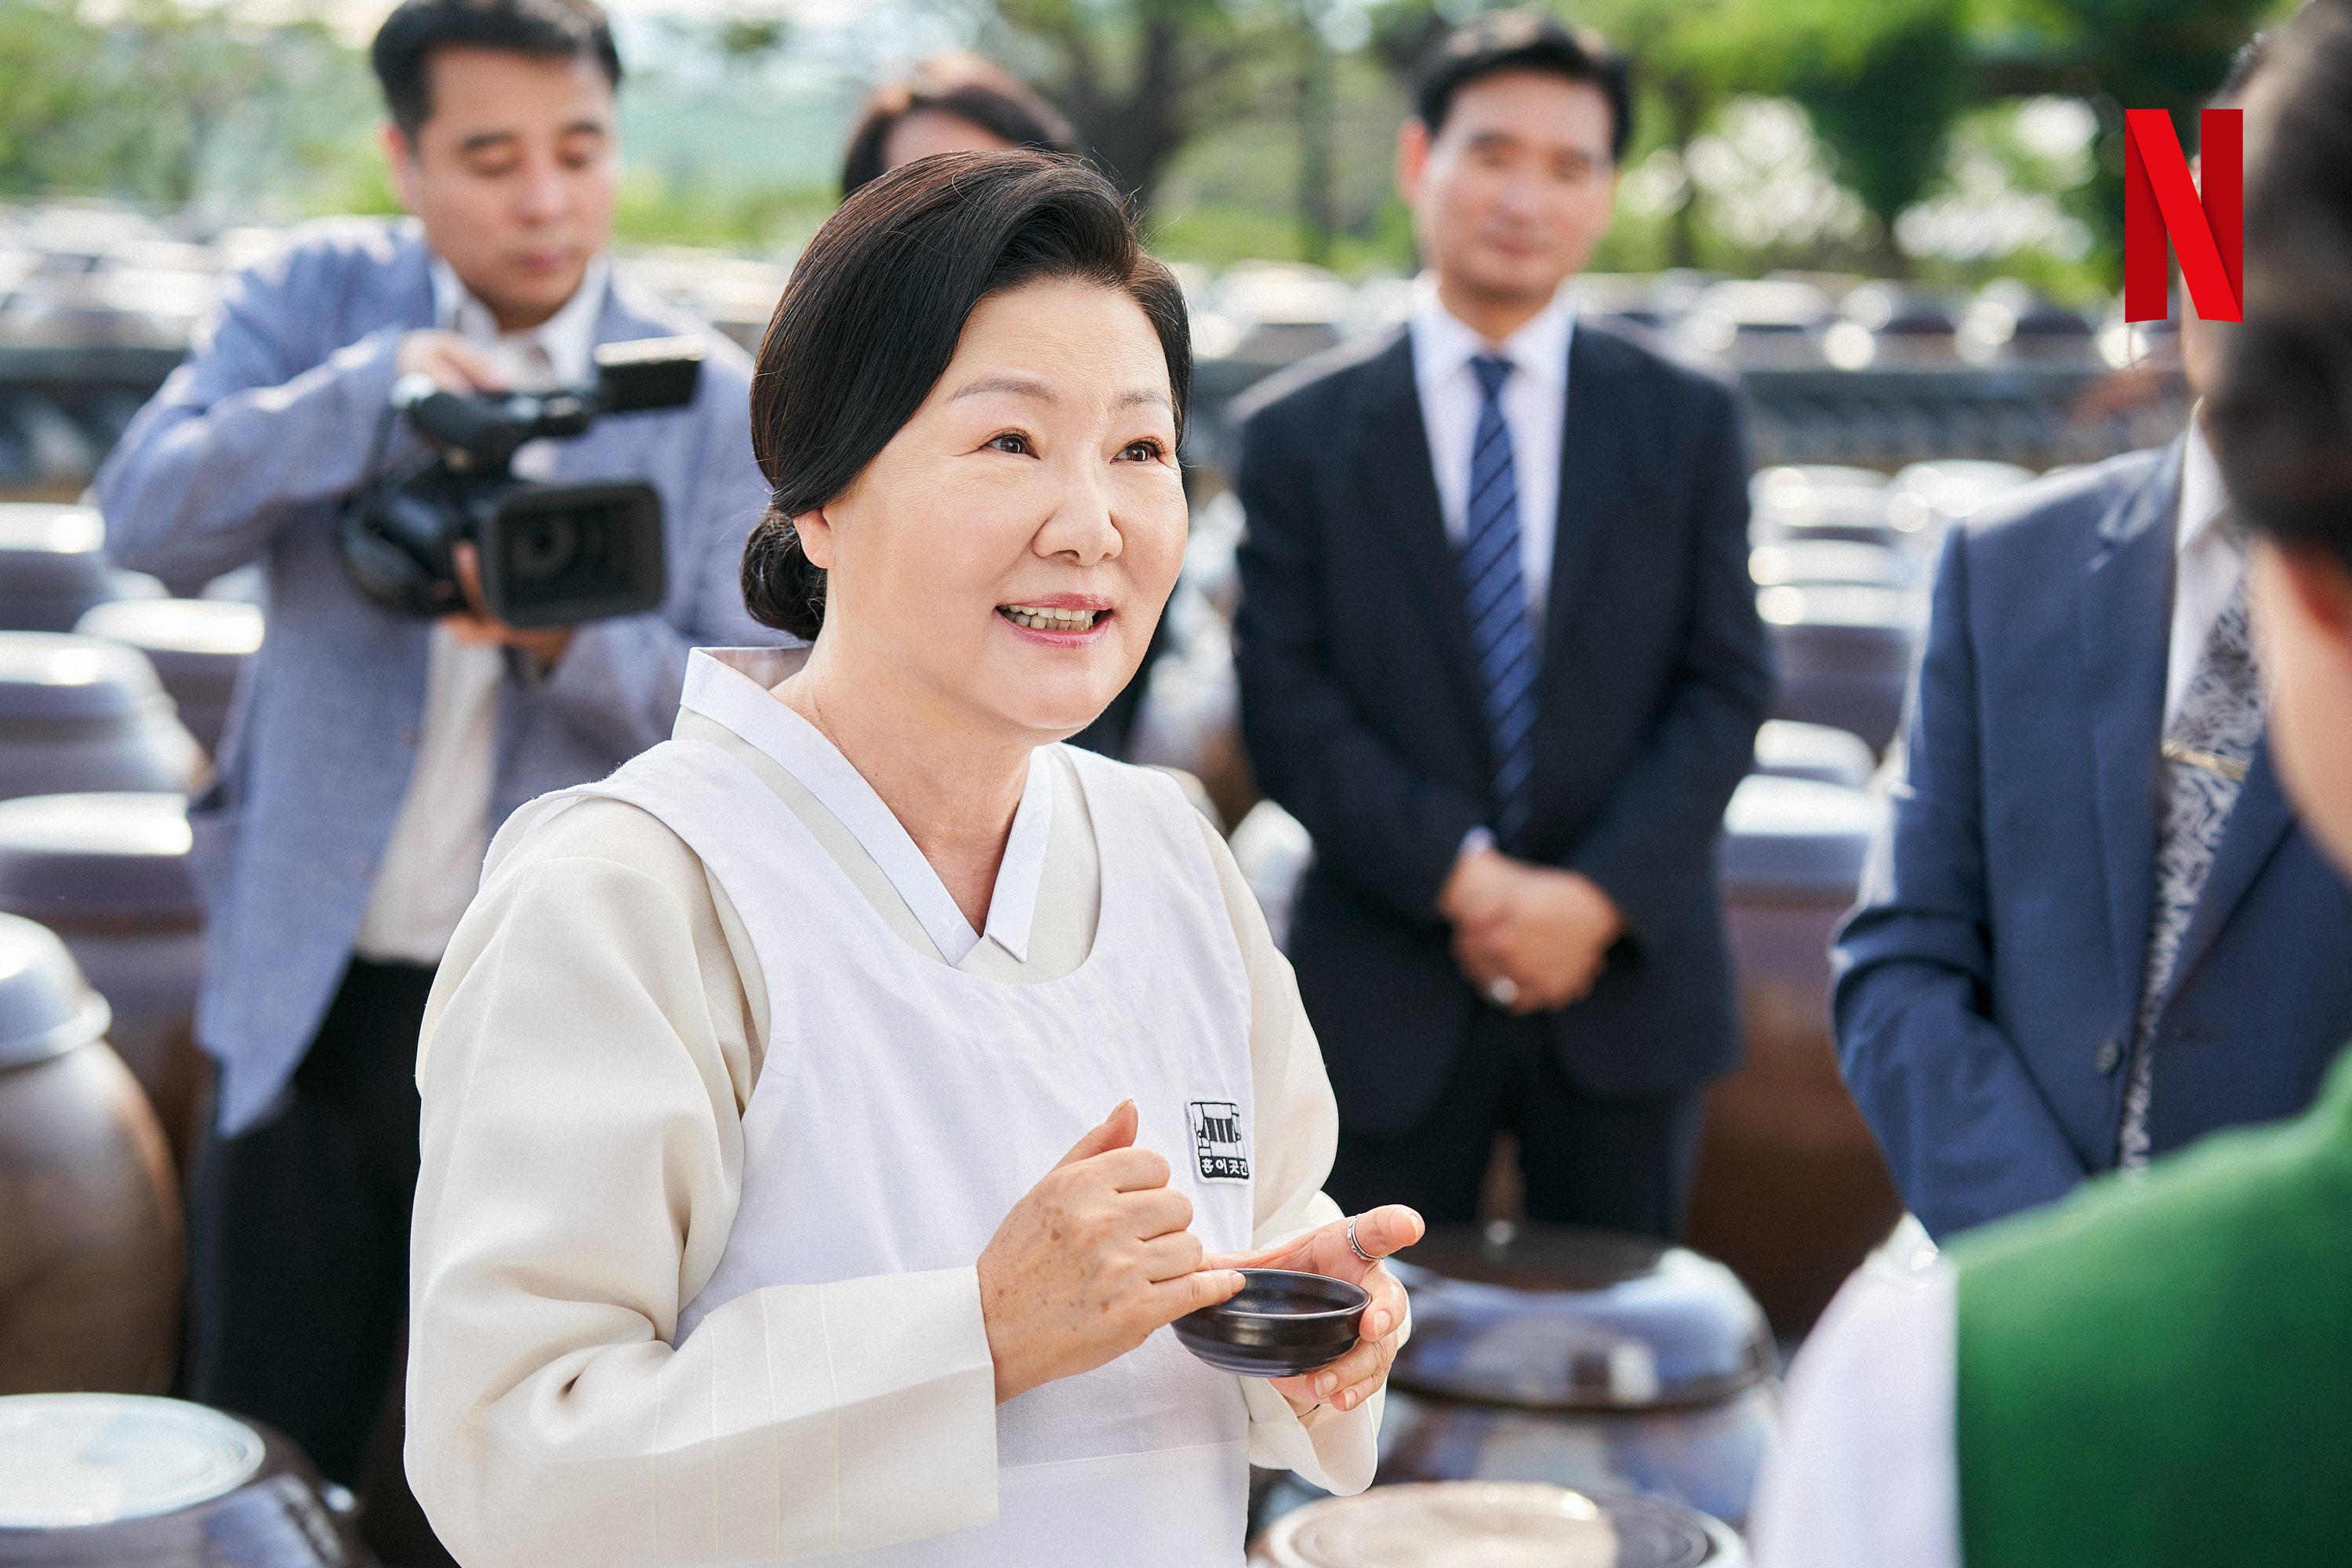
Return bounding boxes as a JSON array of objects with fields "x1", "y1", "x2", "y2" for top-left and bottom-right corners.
[
  {"x1": 818, "y1": 1266, "x2": 1001, "y2": 1546},
  {"x1": 1241, "y1": 1379, "x2": 1382, "y2": 1496},
  {"x1": 667, "y1": 1265, "x2": 1000, "y2": 1555}
]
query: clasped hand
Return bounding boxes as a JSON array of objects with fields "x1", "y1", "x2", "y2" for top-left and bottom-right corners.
[
  {"x1": 1438, "y1": 844, "x2": 1624, "y2": 1015},
  {"x1": 975, "y1": 1101, "x2": 1421, "y2": 1421}
]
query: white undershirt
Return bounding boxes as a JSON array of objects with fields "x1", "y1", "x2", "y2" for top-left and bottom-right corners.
[
  {"x1": 2165, "y1": 415, "x2": 2240, "y2": 731},
  {"x1": 350, "y1": 256, "x2": 609, "y2": 967},
  {"x1": 1408, "y1": 273, "x2": 1575, "y2": 615}
]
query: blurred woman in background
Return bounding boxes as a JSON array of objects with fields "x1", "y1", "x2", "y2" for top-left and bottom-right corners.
[{"x1": 840, "y1": 53, "x2": 1073, "y2": 198}]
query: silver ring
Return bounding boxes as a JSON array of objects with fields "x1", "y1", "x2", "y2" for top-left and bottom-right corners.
[
  {"x1": 1485, "y1": 975, "x2": 1519, "y2": 1008},
  {"x1": 1346, "y1": 1216, "x2": 1377, "y2": 1265}
]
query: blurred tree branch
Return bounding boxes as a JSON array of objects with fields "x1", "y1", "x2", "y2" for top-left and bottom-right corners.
[{"x1": 985, "y1": 0, "x2": 1271, "y2": 205}]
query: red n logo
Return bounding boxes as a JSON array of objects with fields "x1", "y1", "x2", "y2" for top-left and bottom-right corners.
[{"x1": 2124, "y1": 108, "x2": 2241, "y2": 323}]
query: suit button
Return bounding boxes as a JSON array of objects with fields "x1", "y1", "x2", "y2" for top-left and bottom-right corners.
[{"x1": 2095, "y1": 1036, "x2": 2123, "y2": 1075}]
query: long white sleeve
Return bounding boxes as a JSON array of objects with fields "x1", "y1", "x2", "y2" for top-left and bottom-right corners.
[
  {"x1": 407, "y1": 806, "x2": 1000, "y2": 1566},
  {"x1": 1747, "y1": 1261, "x2": 1962, "y2": 1568}
]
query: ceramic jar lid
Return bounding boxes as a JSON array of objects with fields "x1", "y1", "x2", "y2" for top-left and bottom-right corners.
[
  {"x1": 1258, "y1": 1481, "x2": 1743, "y2": 1567},
  {"x1": 0, "y1": 505, "x2": 108, "y2": 602},
  {"x1": 1751, "y1": 720, "x2": 1876, "y2": 789},
  {"x1": 1719, "y1": 775, "x2": 1886, "y2": 901},
  {"x1": 0, "y1": 793, "x2": 198, "y2": 925},
  {"x1": 0, "y1": 911, "x2": 111, "y2": 1070},
  {"x1": 74, "y1": 599, "x2": 262, "y2": 665},
  {"x1": 1389, "y1": 1223, "x2": 1775, "y2": 1414},
  {"x1": 0, "y1": 633, "x2": 170, "y2": 726},
  {"x1": 0, "y1": 1396, "x2": 266, "y2": 1530}
]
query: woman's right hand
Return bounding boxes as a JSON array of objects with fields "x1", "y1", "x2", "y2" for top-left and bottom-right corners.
[{"x1": 976, "y1": 1100, "x2": 1243, "y2": 1402}]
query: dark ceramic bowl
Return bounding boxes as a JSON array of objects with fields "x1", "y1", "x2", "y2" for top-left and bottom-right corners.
[{"x1": 1174, "y1": 1269, "x2": 1369, "y2": 1378}]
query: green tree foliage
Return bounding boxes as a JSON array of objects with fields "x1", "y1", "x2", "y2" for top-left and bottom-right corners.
[
  {"x1": 1971, "y1": 0, "x2": 2285, "y2": 267},
  {"x1": 0, "y1": 0, "x2": 374, "y2": 209},
  {"x1": 1358, "y1": 0, "x2": 2271, "y2": 281},
  {"x1": 1780, "y1": 1, "x2": 1973, "y2": 271},
  {"x1": 0, "y1": 0, "x2": 102, "y2": 192}
]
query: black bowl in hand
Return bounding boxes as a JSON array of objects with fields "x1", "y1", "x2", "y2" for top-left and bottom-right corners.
[{"x1": 1174, "y1": 1269, "x2": 1370, "y2": 1378}]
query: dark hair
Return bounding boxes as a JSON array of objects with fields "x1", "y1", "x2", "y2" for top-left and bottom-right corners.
[
  {"x1": 742, "y1": 152, "x2": 1190, "y2": 641},
  {"x1": 2206, "y1": 0, "x2": 2352, "y2": 573},
  {"x1": 1414, "y1": 8, "x2": 1632, "y2": 164},
  {"x1": 840, "y1": 54, "x2": 1076, "y2": 199},
  {"x1": 372, "y1": 0, "x2": 622, "y2": 141}
]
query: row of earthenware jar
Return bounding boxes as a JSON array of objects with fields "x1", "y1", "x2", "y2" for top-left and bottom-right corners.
[
  {"x1": 0, "y1": 508, "x2": 381, "y2": 1565},
  {"x1": 0, "y1": 502, "x2": 261, "y2": 1427}
]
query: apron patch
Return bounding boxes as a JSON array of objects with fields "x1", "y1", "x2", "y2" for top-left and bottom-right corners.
[{"x1": 1189, "y1": 1101, "x2": 1250, "y2": 1182}]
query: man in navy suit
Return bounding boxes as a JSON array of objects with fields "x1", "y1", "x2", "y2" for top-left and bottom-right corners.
[
  {"x1": 1835, "y1": 310, "x2": 2352, "y2": 1240},
  {"x1": 1232, "y1": 10, "x2": 1769, "y2": 1236}
]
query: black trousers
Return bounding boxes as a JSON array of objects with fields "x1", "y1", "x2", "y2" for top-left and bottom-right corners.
[
  {"x1": 1326, "y1": 1005, "x2": 1708, "y2": 1240},
  {"x1": 183, "y1": 958, "x2": 435, "y2": 1487}
]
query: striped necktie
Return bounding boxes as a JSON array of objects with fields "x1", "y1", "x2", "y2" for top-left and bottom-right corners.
[{"x1": 1461, "y1": 353, "x2": 1541, "y2": 848}]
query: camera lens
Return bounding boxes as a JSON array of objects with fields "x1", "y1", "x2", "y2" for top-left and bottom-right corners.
[
  {"x1": 481, "y1": 481, "x2": 665, "y2": 627},
  {"x1": 506, "y1": 512, "x2": 583, "y2": 583}
]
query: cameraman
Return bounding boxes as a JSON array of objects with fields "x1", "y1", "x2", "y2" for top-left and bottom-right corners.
[{"x1": 94, "y1": 0, "x2": 769, "y2": 1500}]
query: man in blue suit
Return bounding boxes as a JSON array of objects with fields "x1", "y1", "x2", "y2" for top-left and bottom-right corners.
[
  {"x1": 1835, "y1": 311, "x2": 2352, "y2": 1239},
  {"x1": 96, "y1": 0, "x2": 768, "y2": 1494}
]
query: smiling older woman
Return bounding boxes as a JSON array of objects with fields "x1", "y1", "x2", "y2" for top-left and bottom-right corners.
[{"x1": 403, "y1": 152, "x2": 1420, "y2": 1567}]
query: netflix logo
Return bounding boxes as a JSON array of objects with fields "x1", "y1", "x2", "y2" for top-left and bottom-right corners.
[{"x1": 2124, "y1": 108, "x2": 2242, "y2": 325}]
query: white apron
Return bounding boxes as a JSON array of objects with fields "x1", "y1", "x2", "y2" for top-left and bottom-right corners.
[{"x1": 521, "y1": 695, "x2": 1258, "y2": 1564}]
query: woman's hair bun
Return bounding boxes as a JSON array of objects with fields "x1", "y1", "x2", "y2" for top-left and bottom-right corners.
[{"x1": 740, "y1": 502, "x2": 827, "y2": 641}]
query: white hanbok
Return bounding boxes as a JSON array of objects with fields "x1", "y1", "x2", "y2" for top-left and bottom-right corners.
[{"x1": 407, "y1": 650, "x2": 1382, "y2": 1566}]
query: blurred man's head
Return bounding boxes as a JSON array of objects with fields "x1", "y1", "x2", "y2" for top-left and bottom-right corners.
[
  {"x1": 838, "y1": 54, "x2": 1075, "y2": 200},
  {"x1": 2183, "y1": 31, "x2": 2276, "y2": 394},
  {"x1": 2209, "y1": 0, "x2": 2352, "y2": 872},
  {"x1": 372, "y1": 0, "x2": 622, "y2": 331},
  {"x1": 1398, "y1": 9, "x2": 1628, "y2": 339}
]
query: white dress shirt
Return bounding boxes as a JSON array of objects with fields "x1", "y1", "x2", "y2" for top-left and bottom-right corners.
[
  {"x1": 2165, "y1": 416, "x2": 2241, "y2": 731},
  {"x1": 1408, "y1": 272, "x2": 1576, "y2": 615},
  {"x1": 408, "y1": 655, "x2": 1386, "y2": 1565},
  {"x1": 351, "y1": 256, "x2": 609, "y2": 966}
]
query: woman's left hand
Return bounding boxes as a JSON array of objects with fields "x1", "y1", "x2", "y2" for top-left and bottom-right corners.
[{"x1": 1203, "y1": 1204, "x2": 1425, "y2": 1418}]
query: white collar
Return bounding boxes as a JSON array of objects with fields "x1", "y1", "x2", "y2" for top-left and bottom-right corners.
[
  {"x1": 2177, "y1": 412, "x2": 2232, "y2": 557},
  {"x1": 1410, "y1": 270, "x2": 1577, "y2": 386},
  {"x1": 677, "y1": 649, "x2": 1053, "y2": 967},
  {"x1": 429, "y1": 252, "x2": 610, "y2": 390}
]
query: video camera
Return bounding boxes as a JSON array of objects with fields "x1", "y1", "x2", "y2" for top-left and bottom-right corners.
[{"x1": 339, "y1": 336, "x2": 704, "y2": 628}]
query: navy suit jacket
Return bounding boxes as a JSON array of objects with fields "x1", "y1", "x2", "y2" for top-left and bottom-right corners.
[
  {"x1": 1232, "y1": 323, "x2": 1769, "y2": 1134},
  {"x1": 1835, "y1": 440, "x2": 2352, "y2": 1237}
]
